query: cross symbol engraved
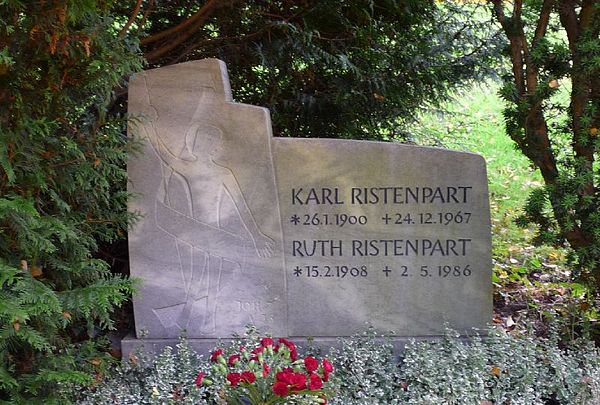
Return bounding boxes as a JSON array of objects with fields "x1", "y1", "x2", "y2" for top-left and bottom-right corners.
[
  {"x1": 382, "y1": 266, "x2": 392, "y2": 277},
  {"x1": 293, "y1": 266, "x2": 303, "y2": 277},
  {"x1": 290, "y1": 214, "x2": 300, "y2": 225},
  {"x1": 381, "y1": 214, "x2": 391, "y2": 224}
]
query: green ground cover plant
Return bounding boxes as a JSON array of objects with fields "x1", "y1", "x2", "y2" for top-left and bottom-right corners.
[{"x1": 79, "y1": 327, "x2": 600, "y2": 404}]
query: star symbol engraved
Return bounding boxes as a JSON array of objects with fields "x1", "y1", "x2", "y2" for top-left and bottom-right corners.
[
  {"x1": 293, "y1": 266, "x2": 303, "y2": 277},
  {"x1": 290, "y1": 214, "x2": 300, "y2": 225}
]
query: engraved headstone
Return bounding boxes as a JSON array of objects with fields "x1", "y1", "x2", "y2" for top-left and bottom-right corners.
[{"x1": 124, "y1": 59, "x2": 491, "y2": 353}]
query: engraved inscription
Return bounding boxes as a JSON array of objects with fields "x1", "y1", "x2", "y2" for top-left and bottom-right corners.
[
  {"x1": 291, "y1": 186, "x2": 473, "y2": 205},
  {"x1": 235, "y1": 300, "x2": 275, "y2": 323},
  {"x1": 128, "y1": 60, "x2": 491, "y2": 341}
]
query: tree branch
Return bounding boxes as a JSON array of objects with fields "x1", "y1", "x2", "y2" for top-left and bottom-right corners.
[
  {"x1": 558, "y1": 0, "x2": 580, "y2": 52},
  {"x1": 492, "y1": 0, "x2": 526, "y2": 95},
  {"x1": 533, "y1": 0, "x2": 555, "y2": 47},
  {"x1": 140, "y1": 0, "x2": 224, "y2": 46},
  {"x1": 510, "y1": 0, "x2": 540, "y2": 94},
  {"x1": 135, "y1": 0, "x2": 155, "y2": 35},
  {"x1": 512, "y1": 0, "x2": 541, "y2": 94},
  {"x1": 579, "y1": 0, "x2": 597, "y2": 31},
  {"x1": 144, "y1": 13, "x2": 214, "y2": 63},
  {"x1": 168, "y1": 27, "x2": 269, "y2": 65},
  {"x1": 514, "y1": 0, "x2": 523, "y2": 20},
  {"x1": 118, "y1": 0, "x2": 143, "y2": 39}
]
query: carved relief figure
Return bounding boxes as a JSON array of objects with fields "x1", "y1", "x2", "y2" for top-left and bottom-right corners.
[{"x1": 138, "y1": 78, "x2": 273, "y2": 333}]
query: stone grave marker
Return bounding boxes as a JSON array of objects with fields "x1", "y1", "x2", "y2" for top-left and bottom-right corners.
[{"x1": 123, "y1": 59, "x2": 491, "y2": 354}]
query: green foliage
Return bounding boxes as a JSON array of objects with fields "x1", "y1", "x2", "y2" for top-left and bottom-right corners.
[
  {"x1": 80, "y1": 328, "x2": 332, "y2": 405},
  {"x1": 328, "y1": 328, "x2": 400, "y2": 402},
  {"x1": 132, "y1": 0, "x2": 503, "y2": 140},
  {"x1": 79, "y1": 338, "x2": 208, "y2": 404},
  {"x1": 492, "y1": 1, "x2": 600, "y2": 288},
  {"x1": 397, "y1": 328, "x2": 600, "y2": 404},
  {"x1": 79, "y1": 327, "x2": 600, "y2": 404},
  {"x1": 0, "y1": 0, "x2": 142, "y2": 401}
]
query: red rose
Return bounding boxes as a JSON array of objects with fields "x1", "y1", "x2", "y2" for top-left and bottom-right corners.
[
  {"x1": 274, "y1": 369, "x2": 308, "y2": 394},
  {"x1": 227, "y1": 372, "x2": 241, "y2": 387},
  {"x1": 228, "y1": 354, "x2": 241, "y2": 366},
  {"x1": 262, "y1": 362, "x2": 270, "y2": 377},
  {"x1": 304, "y1": 356, "x2": 318, "y2": 373},
  {"x1": 290, "y1": 348, "x2": 298, "y2": 361},
  {"x1": 276, "y1": 370, "x2": 295, "y2": 385},
  {"x1": 250, "y1": 346, "x2": 264, "y2": 362},
  {"x1": 241, "y1": 371, "x2": 256, "y2": 384},
  {"x1": 272, "y1": 381, "x2": 289, "y2": 397},
  {"x1": 322, "y1": 359, "x2": 333, "y2": 382},
  {"x1": 309, "y1": 373, "x2": 323, "y2": 390},
  {"x1": 260, "y1": 337, "x2": 274, "y2": 347},
  {"x1": 210, "y1": 348, "x2": 224, "y2": 363},
  {"x1": 290, "y1": 372, "x2": 307, "y2": 392},
  {"x1": 194, "y1": 371, "x2": 205, "y2": 387},
  {"x1": 278, "y1": 338, "x2": 296, "y2": 352}
]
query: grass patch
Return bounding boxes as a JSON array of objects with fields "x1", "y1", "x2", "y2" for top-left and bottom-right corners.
[{"x1": 406, "y1": 81, "x2": 542, "y2": 254}]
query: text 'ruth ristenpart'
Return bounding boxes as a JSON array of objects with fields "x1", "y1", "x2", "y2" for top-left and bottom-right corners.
[{"x1": 291, "y1": 238, "x2": 472, "y2": 257}]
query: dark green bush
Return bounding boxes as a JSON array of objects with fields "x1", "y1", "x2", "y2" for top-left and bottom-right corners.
[
  {"x1": 0, "y1": 1, "x2": 142, "y2": 401},
  {"x1": 132, "y1": 0, "x2": 503, "y2": 140}
]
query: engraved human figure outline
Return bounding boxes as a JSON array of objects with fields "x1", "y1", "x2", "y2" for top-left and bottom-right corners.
[{"x1": 139, "y1": 78, "x2": 274, "y2": 333}]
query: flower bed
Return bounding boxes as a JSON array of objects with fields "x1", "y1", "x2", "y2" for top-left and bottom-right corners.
[
  {"x1": 78, "y1": 327, "x2": 600, "y2": 404},
  {"x1": 197, "y1": 336, "x2": 334, "y2": 404}
]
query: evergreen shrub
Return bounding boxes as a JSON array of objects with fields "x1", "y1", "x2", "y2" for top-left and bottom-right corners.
[{"x1": 0, "y1": 1, "x2": 142, "y2": 401}]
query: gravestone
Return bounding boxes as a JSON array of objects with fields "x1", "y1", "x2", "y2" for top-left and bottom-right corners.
[{"x1": 123, "y1": 59, "x2": 491, "y2": 354}]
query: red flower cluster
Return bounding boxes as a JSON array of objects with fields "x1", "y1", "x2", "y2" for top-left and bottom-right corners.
[
  {"x1": 322, "y1": 359, "x2": 333, "y2": 382},
  {"x1": 202, "y1": 337, "x2": 333, "y2": 402},
  {"x1": 226, "y1": 371, "x2": 257, "y2": 387},
  {"x1": 274, "y1": 338, "x2": 298, "y2": 361},
  {"x1": 250, "y1": 346, "x2": 263, "y2": 362},
  {"x1": 228, "y1": 354, "x2": 241, "y2": 366},
  {"x1": 272, "y1": 368, "x2": 306, "y2": 396},
  {"x1": 305, "y1": 356, "x2": 318, "y2": 373},
  {"x1": 260, "y1": 337, "x2": 274, "y2": 347},
  {"x1": 194, "y1": 371, "x2": 205, "y2": 387},
  {"x1": 270, "y1": 355, "x2": 332, "y2": 397},
  {"x1": 210, "y1": 348, "x2": 224, "y2": 363}
]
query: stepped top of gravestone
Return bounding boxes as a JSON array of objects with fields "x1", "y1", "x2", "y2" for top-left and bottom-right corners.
[
  {"x1": 135, "y1": 58, "x2": 233, "y2": 100},
  {"x1": 127, "y1": 58, "x2": 492, "y2": 343}
]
